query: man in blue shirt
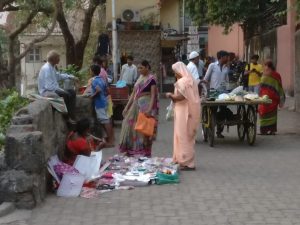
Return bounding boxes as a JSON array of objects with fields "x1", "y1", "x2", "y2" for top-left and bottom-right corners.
[
  {"x1": 90, "y1": 64, "x2": 114, "y2": 147},
  {"x1": 38, "y1": 50, "x2": 78, "y2": 123},
  {"x1": 204, "y1": 50, "x2": 230, "y2": 138}
]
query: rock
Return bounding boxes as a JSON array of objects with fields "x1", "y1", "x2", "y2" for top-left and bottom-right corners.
[
  {"x1": 0, "y1": 202, "x2": 15, "y2": 217},
  {"x1": 15, "y1": 193, "x2": 35, "y2": 209},
  {"x1": 0, "y1": 170, "x2": 46, "y2": 209},
  {"x1": 0, "y1": 170, "x2": 33, "y2": 194},
  {"x1": 11, "y1": 115, "x2": 33, "y2": 125},
  {"x1": 6, "y1": 125, "x2": 36, "y2": 135},
  {"x1": 75, "y1": 96, "x2": 93, "y2": 120},
  {"x1": 2, "y1": 96, "x2": 95, "y2": 209},
  {"x1": 5, "y1": 132, "x2": 44, "y2": 172}
]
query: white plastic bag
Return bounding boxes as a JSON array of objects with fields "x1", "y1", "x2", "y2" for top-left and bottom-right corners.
[
  {"x1": 166, "y1": 101, "x2": 174, "y2": 121},
  {"x1": 73, "y1": 151, "x2": 102, "y2": 180},
  {"x1": 57, "y1": 173, "x2": 85, "y2": 197}
]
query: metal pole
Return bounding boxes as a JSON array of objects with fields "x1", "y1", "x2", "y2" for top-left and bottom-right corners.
[
  {"x1": 182, "y1": 0, "x2": 185, "y2": 34},
  {"x1": 112, "y1": 0, "x2": 118, "y2": 82}
]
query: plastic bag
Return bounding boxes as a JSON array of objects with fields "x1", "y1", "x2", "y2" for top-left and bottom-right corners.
[
  {"x1": 155, "y1": 172, "x2": 179, "y2": 185},
  {"x1": 166, "y1": 101, "x2": 174, "y2": 121},
  {"x1": 116, "y1": 80, "x2": 127, "y2": 88}
]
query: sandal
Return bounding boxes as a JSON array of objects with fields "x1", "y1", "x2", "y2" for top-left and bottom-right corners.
[{"x1": 180, "y1": 166, "x2": 196, "y2": 171}]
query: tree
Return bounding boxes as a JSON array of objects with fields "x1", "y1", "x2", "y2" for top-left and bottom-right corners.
[
  {"x1": 185, "y1": 0, "x2": 287, "y2": 37},
  {"x1": 55, "y1": 0, "x2": 105, "y2": 69},
  {"x1": 1, "y1": 0, "x2": 105, "y2": 88},
  {"x1": 1, "y1": 0, "x2": 58, "y2": 87}
]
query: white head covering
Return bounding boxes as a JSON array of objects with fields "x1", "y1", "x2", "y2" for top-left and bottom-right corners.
[{"x1": 189, "y1": 51, "x2": 199, "y2": 60}]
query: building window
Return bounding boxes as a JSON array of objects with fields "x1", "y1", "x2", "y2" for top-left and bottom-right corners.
[{"x1": 26, "y1": 48, "x2": 41, "y2": 63}]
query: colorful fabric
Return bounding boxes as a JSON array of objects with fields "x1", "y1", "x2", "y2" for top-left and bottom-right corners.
[
  {"x1": 258, "y1": 71, "x2": 285, "y2": 134},
  {"x1": 172, "y1": 62, "x2": 200, "y2": 168},
  {"x1": 29, "y1": 94, "x2": 68, "y2": 113},
  {"x1": 119, "y1": 74, "x2": 158, "y2": 157},
  {"x1": 99, "y1": 68, "x2": 108, "y2": 83},
  {"x1": 53, "y1": 162, "x2": 79, "y2": 179},
  {"x1": 248, "y1": 63, "x2": 263, "y2": 86},
  {"x1": 64, "y1": 132, "x2": 96, "y2": 165}
]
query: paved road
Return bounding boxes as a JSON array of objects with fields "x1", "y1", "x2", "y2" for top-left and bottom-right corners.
[{"x1": 2, "y1": 99, "x2": 300, "y2": 225}]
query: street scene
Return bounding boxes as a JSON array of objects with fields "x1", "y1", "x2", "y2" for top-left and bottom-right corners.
[
  {"x1": 1, "y1": 99, "x2": 300, "y2": 225},
  {"x1": 1, "y1": 0, "x2": 300, "y2": 225}
]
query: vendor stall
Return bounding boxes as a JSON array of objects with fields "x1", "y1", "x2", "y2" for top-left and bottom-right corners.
[{"x1": 201, "y1": 87, "x2": 272, "y2": 147}]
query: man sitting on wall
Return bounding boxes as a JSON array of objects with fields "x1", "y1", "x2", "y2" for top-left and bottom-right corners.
[{"x1": 38, "y1": 50, "x2": 78, "y2": 123}]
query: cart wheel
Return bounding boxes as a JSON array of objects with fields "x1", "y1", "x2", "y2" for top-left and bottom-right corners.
[
  {"x1": 202, "y1": 106, "x2": 208, "y2": 142},
  {"x1": 207, "y1": 109, "x2": 215, "y2": 147},
  {"x1": 246, "y1": 106, "x2": 257, "y2": 145},
  {"x1": 237, "y1": 105, "x2": 246, "y2": 141}
]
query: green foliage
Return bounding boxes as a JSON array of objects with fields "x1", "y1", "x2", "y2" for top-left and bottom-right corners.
[
  {"x1": 61, "y1": 64, "x2": 89, "y2": 85},
  {"x1": 0, "y1": 89, "x2": 30, "y2": 149},
  {"x1": 295, "y1": 0, "x2": 300, "y2": 17},
  {"x1": 185, "y1": 0, "x2": 287, "y2": 33}
]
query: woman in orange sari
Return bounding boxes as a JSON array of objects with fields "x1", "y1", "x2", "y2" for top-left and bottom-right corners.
[{"x1": 166, "y1": 62, "x2": 200, "y2": 170}]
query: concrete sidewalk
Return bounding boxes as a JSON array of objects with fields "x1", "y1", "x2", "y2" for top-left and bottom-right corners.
[{"x1": 1, "y1": 99, "x2": 300, "y2": 225}]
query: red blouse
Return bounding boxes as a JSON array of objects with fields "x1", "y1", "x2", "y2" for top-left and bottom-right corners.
[{"x1": 64, "y1": 131, "x2": 96, "y2": 165}]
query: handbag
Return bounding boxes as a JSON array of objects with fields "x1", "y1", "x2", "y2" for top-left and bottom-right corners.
[
  {"x1": 166, "y1": 101, "x2": 174, "y2": 121},
  {"x1": 134, "y1": 112, "x2": 156, "y2": 137}
]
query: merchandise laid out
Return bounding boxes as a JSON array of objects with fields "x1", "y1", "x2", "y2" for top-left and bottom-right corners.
[
  {"x1": 47, "y1": 154, "x2": 179, "y2": 199},
  {"x1": 205, "y1": 86, "x2": 272, "y2": 103}
]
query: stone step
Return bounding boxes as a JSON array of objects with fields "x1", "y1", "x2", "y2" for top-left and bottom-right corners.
[
  {"x1": 11, "y1": 115, "x2": 33, "y2": 125},
  {"x1": 6, "y1": 125, "x2": 36, "y2": 135},
  {"x1": 0, "y1": 202, "x2": 15, "y2": 218}
]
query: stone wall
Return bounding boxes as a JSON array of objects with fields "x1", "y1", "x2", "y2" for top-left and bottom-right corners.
[
  {"x1": 0, "y1": 96, "x2": 95, "y2": 208},
  {"x1": 118, "y1": 30, "x2": 161, "y2": 77}
]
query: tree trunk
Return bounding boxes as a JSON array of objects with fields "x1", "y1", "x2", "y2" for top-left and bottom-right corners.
[
  {"x1": 56, "y1": 0, "x2": 101, "y2": 70},
  {"x1": 7, "y1": 37, "x2": 16, "y2": 88}
]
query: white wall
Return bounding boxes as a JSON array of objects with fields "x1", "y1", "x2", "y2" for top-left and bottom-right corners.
[{"x1": 19, "y1": 35, "x2": 66, "y2": 95}]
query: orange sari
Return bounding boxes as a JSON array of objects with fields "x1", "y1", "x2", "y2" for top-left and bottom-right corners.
[{"x1": 172, "y1": 62, "x2": 200, "y2": 168}]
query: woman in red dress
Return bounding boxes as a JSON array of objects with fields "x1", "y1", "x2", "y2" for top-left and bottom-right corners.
[{"x1": 64, "y1": 118, "x2": 105, "y2": 165}]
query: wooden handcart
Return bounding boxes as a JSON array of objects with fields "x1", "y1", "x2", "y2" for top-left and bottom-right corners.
[
  {"x1": 109, "y1": 85, "x2": 129, "y2": 121},
  {"x1": 201, "y1": 99, "x2": 272, "y2": 147}
]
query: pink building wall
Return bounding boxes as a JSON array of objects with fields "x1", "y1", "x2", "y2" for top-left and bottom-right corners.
[
  {"x1": 208, "y1": 24, "x2": 244, "y2": 59},
  {"x1": 276, "y1": 0, "x2": 295, "y2": 94}
]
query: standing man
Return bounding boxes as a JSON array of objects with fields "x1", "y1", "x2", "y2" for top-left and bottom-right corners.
[
  {"x1": 187, "y1": 51, "x2": 200, "y2": 83},
  {"x1": 38, "y1": 50, "x2": 78, "y2": 123},
  {"x1": 119, "y1": 55, "x2": 138, "y2": 93},
  {"x1": 204, "y1": 50, "x2": 230, "y2": 138},
  {"x1": 244, "y1": 54, "x2": 263, "y2": 93},
  {"x1": 204, "y1": 50, "x2": 229, "y2": 91}
]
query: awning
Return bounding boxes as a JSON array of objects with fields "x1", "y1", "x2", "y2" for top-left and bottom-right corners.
[{"x1": 161, "y1": 36, "x2": 189, "y2": 48}]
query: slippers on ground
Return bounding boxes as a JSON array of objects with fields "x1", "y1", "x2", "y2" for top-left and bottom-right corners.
[{"x1": 180, "y1": 166, "x2": 196, "y2": 171}]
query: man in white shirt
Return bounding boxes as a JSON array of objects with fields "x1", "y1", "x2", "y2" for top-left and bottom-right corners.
[
  {"x1": 38, "y1": 50, "x2": 78, "y2": 122},
  {"x1": 204, "y1": 50, "x2": 230, "y2": 138},
  {"x1": 187, "y1": 51, "x2": 200, "y2": 83},
  {"x1": 119, "y1": 55, "x2": 138, "y2": 93}
]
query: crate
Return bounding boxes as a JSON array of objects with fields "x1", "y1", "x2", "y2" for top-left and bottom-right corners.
[{"x1": 109, "y1": 86, "x2": 129, "y2": 101}]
